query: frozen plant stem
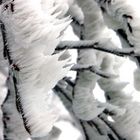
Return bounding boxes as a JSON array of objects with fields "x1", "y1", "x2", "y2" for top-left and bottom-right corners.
[
  {"x1": 63, "y1": 77, "x2": 75, "y2": 87},
  {"x1": 71, "y1": 64, "x2": 118, "y2": 79},
  {"x1": 98, "y1": 114, "x2": 125, "y2": 140},
  {"x1": 57, "y1": 41, "x2": 137, "y2": 57}
]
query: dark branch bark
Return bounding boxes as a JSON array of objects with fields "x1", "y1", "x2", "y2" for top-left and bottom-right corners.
[
  {"x1": 0, "y1": 21, "x2": 12, "y2": 64},
  {"x1": 80, "y1": 121, "x2": 90, "y2": 140},
  {"x1": 98, "y1": 114, "x2": 126, "y2": 140},
  {"x1": 87, "y1": 120, "x2": 104, "y2": 135},
  {"x1": 116, "y1": 29, "x2": 140, "y2": 67},
  {"x1": 54, "y1": 85, "x2": 72, "y2": 103},
  {"x1": 63, "y1": 77, "x2": 75, "y2": 87}
]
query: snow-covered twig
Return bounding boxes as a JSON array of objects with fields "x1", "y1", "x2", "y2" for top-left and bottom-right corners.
[
  {"x1": 57, "y1": 40, "x2": 137, "y2": 57},
  {"x1": 63, "y1": 77, "x2": 75, "y2": 87},
  {"x1": 98, "y1": 114, "x2": 125, "y2": 140},
  {"x1": 71, "y1": 64, "x2": 118, "y2": 79}
]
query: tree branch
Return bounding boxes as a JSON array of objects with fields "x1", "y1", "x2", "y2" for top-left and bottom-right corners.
[
  {"x1": 54, "y1": 85, "x2": 72, "y2": 103},
  {"x1": 71, "y1": 64, "x2": 118, "y2": 79},
  {"x1": 63, "y1": 77, "x2": 75, "y2": 87},
  {"x1": 0, "y1": 20, "x2": 31, "y2": 134},
  {"x1": 57, "y1": 41, "x2": 137, "y2": 57},
  {"x1": 98, "y1": 114, "x2": 125, "y2": 140},
  {"x1": 54, "y1": 84, "x2": 121, "y2": 140}
]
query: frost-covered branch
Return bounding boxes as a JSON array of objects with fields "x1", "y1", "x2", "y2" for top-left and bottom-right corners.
[
  {"x1": 95, "y1": 0, "x2": 140, "y2": 53},
  {"x1": 98, "y1": 114, "x2": 124, "y2": 140},
  {"x1": 95, "y1": 0, "x2": 140, "y2": 93},
  {"x1": 0, "y1": 20, "x2": 29, "y2": 140},
  {"x1": 98, "y1": 57, "x2": 140, "y2": 140},
  {"x1": 57, "y1": 40, "x2": 137, "y2": 57},
  {"x1": 54, "y1": 80, "x2": 125, "y2": 140},
  {"x1": 1, "y1": 0, "x2": 140, "y2": 139},
  {"x1": 0, "y1": 0, "x2": 72, "y2": 138},
  {"x1": 71, "y1": 64, "x2": 118, "y2": 78},
  {"x1": 63, "y1": 77, "x2": 75, "y2": 87},
  {"x1": 2, "y1": 78, "x2": 31, "y2": 140},
  {"x1": 71, "y1": 0, "x2": 124, "y2": 123}
]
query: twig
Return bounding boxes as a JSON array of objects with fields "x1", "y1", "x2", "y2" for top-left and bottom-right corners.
[
  {"x1": 63, "y1": 77, "x2": 75, "y2": 87},
  {"x1": 90, "y1": 118, "x2": 119, "y2": 140},
  {"x1": 87, "y1": 121, "x2": 104, "y2": 135},
  {"x1": 57, "y1": 41, "x2": 137, "y2": 57},
  {"x1": 71, "y1": 64, "x2": 118, "y2": 79},
  {"x1": 116, "y1": 29, "x2": 134, "y2": 48},
  {"x1": 54, "y1": 85, "x2": 72, "y2": 103},
  {"x1": 0, "y1": 21, "x2": 12, "y2": 64},
  {"x1": 117, "y1": 29, "x2": 140, "y2": 67},
  {"x1": 72, "y1": 17, "x2": 83, "y2": 26},
  {"x1": 80, "y1": 121, "x2": 90, "y2": 140},
  {"x1": 98, "y1": 114, "x2": 126, "y2": 140}
]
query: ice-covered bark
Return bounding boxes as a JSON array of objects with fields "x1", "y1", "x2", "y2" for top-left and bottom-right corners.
[{"x1": 0, "y1": 0, "x2": 72, "y2": 137}]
